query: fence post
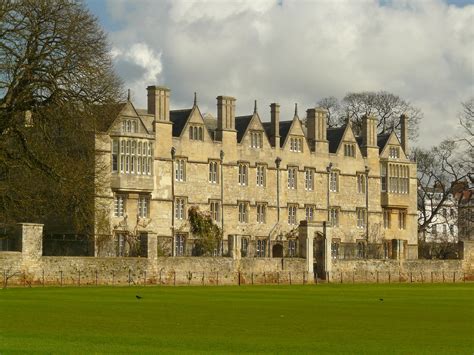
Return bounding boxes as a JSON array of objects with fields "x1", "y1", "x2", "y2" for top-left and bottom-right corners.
[
  {"x1": 289, "y1": 271, "x2": 292, "y2": 285},
  {"x1": 251, "y1": 272, "x2": 253, "y2": 285},
  {"x1": 410, "y1": 272, "x2": 413, "y2": 283},
  {"x1": 112, "y1": 270, "x2": 115, "y2": 285},
  {"x1": 78, "y1": 270, "x2": 81, "y2": 287},
  {"x1": 23, "y1": 271, "x2": 26, "y2": 287},
  {"x1": 95, "y1": 270, "x2": 98, "y2": 286},
  {"x1": 453, "y1": 272, "x2": 456, "y2": 283},
  {"x1": 442, "y1": 271, "x2": 445, "y2": 283},
  {"x1": 128, "y1": 269, "x2": 131, "y2": 286},
  {"x1": 173, "y1": 271, "x2": 176, "y2": 286},
  {"x1": 216, "y1": 271, "x2": 219, "y2": 286},
  {"x1": 238, "y1": 271, "x2": 241, "y2": 286},
  {"x1": 303, "y1": 271, "x2": 306, "y2": 285},
  {"x1": 431, "y1": 271, "x2": 433, "y2": 283},
  {"x1": 315, "y1": 272, "x2": 318, "y2": 284},
  {"x1": 159, "y1": 269, "x2": 162, "y2": 285},
  {"x1": 340, "y1": 272, "x2": 343, "y2": 284},
  {"x1": 60, "y1": 270, "x2": 63, "y2": 287},
  {"x1": 277, "y1": 272, "x2": 280, "y2": 285},
  {"x1": 202, "y1": 272, "x2": 205, "y2": 286},
  {"x1": 376, "y1": 271, "x2": 379, "y2": 284},
  {"x1": 42, "y1": 269, "x2": 45, "y2": 287},
  {"x1": 144, "y1": 271, "x2": 147, "y2": 286},
  {"x1": 388, "y1": 271, "x2": 391, "y2": 284}
]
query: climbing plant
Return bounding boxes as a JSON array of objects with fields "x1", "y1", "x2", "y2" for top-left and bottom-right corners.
[{"x1": 188, "y1": 206, "x2": 222, "y2": 256}]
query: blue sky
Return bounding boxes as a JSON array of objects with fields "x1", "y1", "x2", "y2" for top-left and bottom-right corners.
[{"x1": 85, "y1": 0, "x2": 474, "y2": 147}]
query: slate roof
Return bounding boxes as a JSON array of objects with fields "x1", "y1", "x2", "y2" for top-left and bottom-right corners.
[
  {"x1": 235, "y1": 115, "x2": 253, "y2": 142},
  {"x1": 92, "y1": 102, "x2": 127, "y2": 132},
  {"x1": 326, "y1": 126, "x2": 346, "y2": 153},
  {"x1": 278, "y1": 121, "x2": 293, "y2": 147},
  {"x1": 261, "y1": 122, "x2": 273, "y2": 142},
  {"x1": 170, "y1": 109, "x2": 192, "y2": 137},
  {"x1": 377, "y1": 133, "x2": 391, "y2": 153}
]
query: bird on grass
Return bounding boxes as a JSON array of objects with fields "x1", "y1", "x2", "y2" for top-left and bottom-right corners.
[
  {"x1": 136, "y1": 295, "x2": 142, "y2": 299},
  {"x1": 379, "y1": 298, "x2": 384, "y2": 301}
]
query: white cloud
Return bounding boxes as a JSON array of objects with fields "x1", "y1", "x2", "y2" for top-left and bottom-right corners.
[{"x1": 104, "y1": 0, "x2": 474, "y2": 147}]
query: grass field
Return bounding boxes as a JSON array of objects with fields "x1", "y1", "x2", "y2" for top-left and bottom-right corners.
[{"x1": 1, "y1": 284, "x2": 473, "y2": 354}]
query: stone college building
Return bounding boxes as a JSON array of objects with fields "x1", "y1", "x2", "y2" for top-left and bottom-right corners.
[{"x1": 95, "y1": 85, "x2": 417, "y2": 262}]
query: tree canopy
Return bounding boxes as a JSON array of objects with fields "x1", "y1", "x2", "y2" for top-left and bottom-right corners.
[
  {"x1": 317, "y1": 91, "x2": 422, "y2": 140},
  {"x1": 0, "y1": 0, "x2": 123, "y2": 235}
]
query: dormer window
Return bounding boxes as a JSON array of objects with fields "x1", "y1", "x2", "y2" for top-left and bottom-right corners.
[
  {"x1": 250, "y1": 131, "x2": 263, "y2": 148},
  {"x1": 290, "y1": 137, "x2": 302, "y2": 152},
  {"x1": 344, "y1": 143, "x2": 355, "y2": 157},
  {"x1": 389, "y1": 147, "x2": 400, "y2": 159},
  {"x1": 189, "y1": 125, "x2": 204, "y2": 141}
]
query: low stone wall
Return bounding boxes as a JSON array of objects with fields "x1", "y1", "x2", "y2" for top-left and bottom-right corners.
[
  {"x1": 0, "y1": 255, "x2": 309, "y2": 287},
  {"x1": 1, "y1": 224, "x2": 473, "y2": 287},
  {"x1": 330, "y1": 259, "x2": 467, "y2": 283}
]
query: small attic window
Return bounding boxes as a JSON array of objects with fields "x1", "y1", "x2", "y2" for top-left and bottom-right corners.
[
  {"x1": 290, "y1": 137, "x2": 302, "y2": 152},
  {"x1": 344, "y1": 143, "x2": 355, "y2": 157},
  {"x1": 189, "y1": 125, "x2": 204, "y2": 141},
  {"x1": 250, "y1": 131, "x2": 263, "y2": 148},
  {"x1": 122, "y1": 120, "x2": 137, "y2": 133},
  {"x1": 389, "y1": 147, "x2": 400, "y2": 159}
]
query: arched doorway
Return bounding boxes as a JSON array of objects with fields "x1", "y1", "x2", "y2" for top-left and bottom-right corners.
[{"x1": 272, "y1": 243, "x2": 283, "y2": 258}]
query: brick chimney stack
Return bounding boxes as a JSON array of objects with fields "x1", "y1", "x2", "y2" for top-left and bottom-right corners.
[
  {"x1": 270, "y1": 103, "x2": 280, "y2": 148},
  {"x1": 147, "y1": 85, "x2": 170, "y2": 121}
]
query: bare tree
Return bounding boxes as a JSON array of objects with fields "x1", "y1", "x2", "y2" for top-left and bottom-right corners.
[
  {"x1": 316, "y1": 91, "x2": 422, "y2": 139},
  {"x1": 458, "y1": 97, "x2": 474, "y2": 150},
  {"x1": 316, "y1": 96, "x2": 341, "y2": 128},
  {"x1": 415, "y1": 140, "x2": 470, "y2": 240},
  {"x1": 0, "y1": 0, "x2": 122, "y2": 173},
  {"x1": 0, "y1": 0, "x2": 122, "y2": 239}
]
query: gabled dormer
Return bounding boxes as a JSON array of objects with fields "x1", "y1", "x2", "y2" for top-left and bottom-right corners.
[
  {"x1": 281, "y1": 109, "x2": 308, "y2": 152},
  {"x1": 335, "y1": 123, "x2": 362, "y2": 159},
  {"x1": 108, "y1": 101, "x2": 151, "y2": 136},
  {"x1": 181, "y1": 103, "x2": 212, "y2": 142},
  {"x1": 380, "y1": 131, "x2": 408, "y2": 161},
  {"x1": 237, "y1": 104, "x2": 271, "y2": 149}
]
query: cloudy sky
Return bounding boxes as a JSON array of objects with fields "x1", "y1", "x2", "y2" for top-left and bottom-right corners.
[{"x1": 86, "y1": 0, "x2": 474, "y2": 148}]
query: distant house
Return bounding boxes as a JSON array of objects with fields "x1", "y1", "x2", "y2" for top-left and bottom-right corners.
[
  {"x1": 455, "y1": 182, "x2": 473, "y2": 241},
  {"x1": 418, "y1": 186, "x2": 458, "y2": 243}
]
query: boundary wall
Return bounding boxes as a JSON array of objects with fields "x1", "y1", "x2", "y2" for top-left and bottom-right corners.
[{"x1": 1, "y1": 223, "x2": 473, "y2": 287}]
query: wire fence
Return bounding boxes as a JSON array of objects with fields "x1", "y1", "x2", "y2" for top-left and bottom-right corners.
[{"x1": 1, "y1": 269, "x2": 469, "y2": 288}]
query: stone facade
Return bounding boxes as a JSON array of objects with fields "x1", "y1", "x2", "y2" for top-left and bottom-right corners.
[{"x1": 95, "y1": 85, "x2": 418, "y2": 261}]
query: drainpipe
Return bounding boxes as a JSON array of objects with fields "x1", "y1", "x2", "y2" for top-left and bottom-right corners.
[
  {"x1": 365, "y1": 165, "x2": 370, "y2": 246},
  {"x1": 273, "y1": 157, "x2": 282, "y2": 257},
  {"x1": 171, "y1": 147, "x2": 176, "y2": 257},
  {"x1": 325, "y1": 162, "x2": 333, "y2": 279},
  {"x1": 220, "y1": 150, "x2": 224, "y2": 256},
  {"x1": 326, "y1": 163, "x2": 333, "y2": 221}
]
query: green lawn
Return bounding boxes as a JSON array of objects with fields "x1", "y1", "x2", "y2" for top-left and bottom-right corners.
[{"x1": 0, "y1": 284, "x2": 473, "y2": 354}]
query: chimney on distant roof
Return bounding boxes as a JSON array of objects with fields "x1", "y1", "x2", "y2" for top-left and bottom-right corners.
[
  {"x1": 147, "y1": 85, "x2": 170, "y2": 121},
  {"x1": 306, "y1": 107, "x2": 327, "y2": 152},
  {"x1": 270, "y1": 103, "x2": 280, "y2": 148},
  {"x1": 217, "y1": 96, "x2": 236, "y2": 131},
  {"x1": 400, "y1": 114, "x2": 409, "y2": 155}
]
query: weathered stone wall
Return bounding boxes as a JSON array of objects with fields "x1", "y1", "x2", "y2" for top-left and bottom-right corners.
[{"x1": 1, "y1": 225, "x2": 473, "y2": 286}]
